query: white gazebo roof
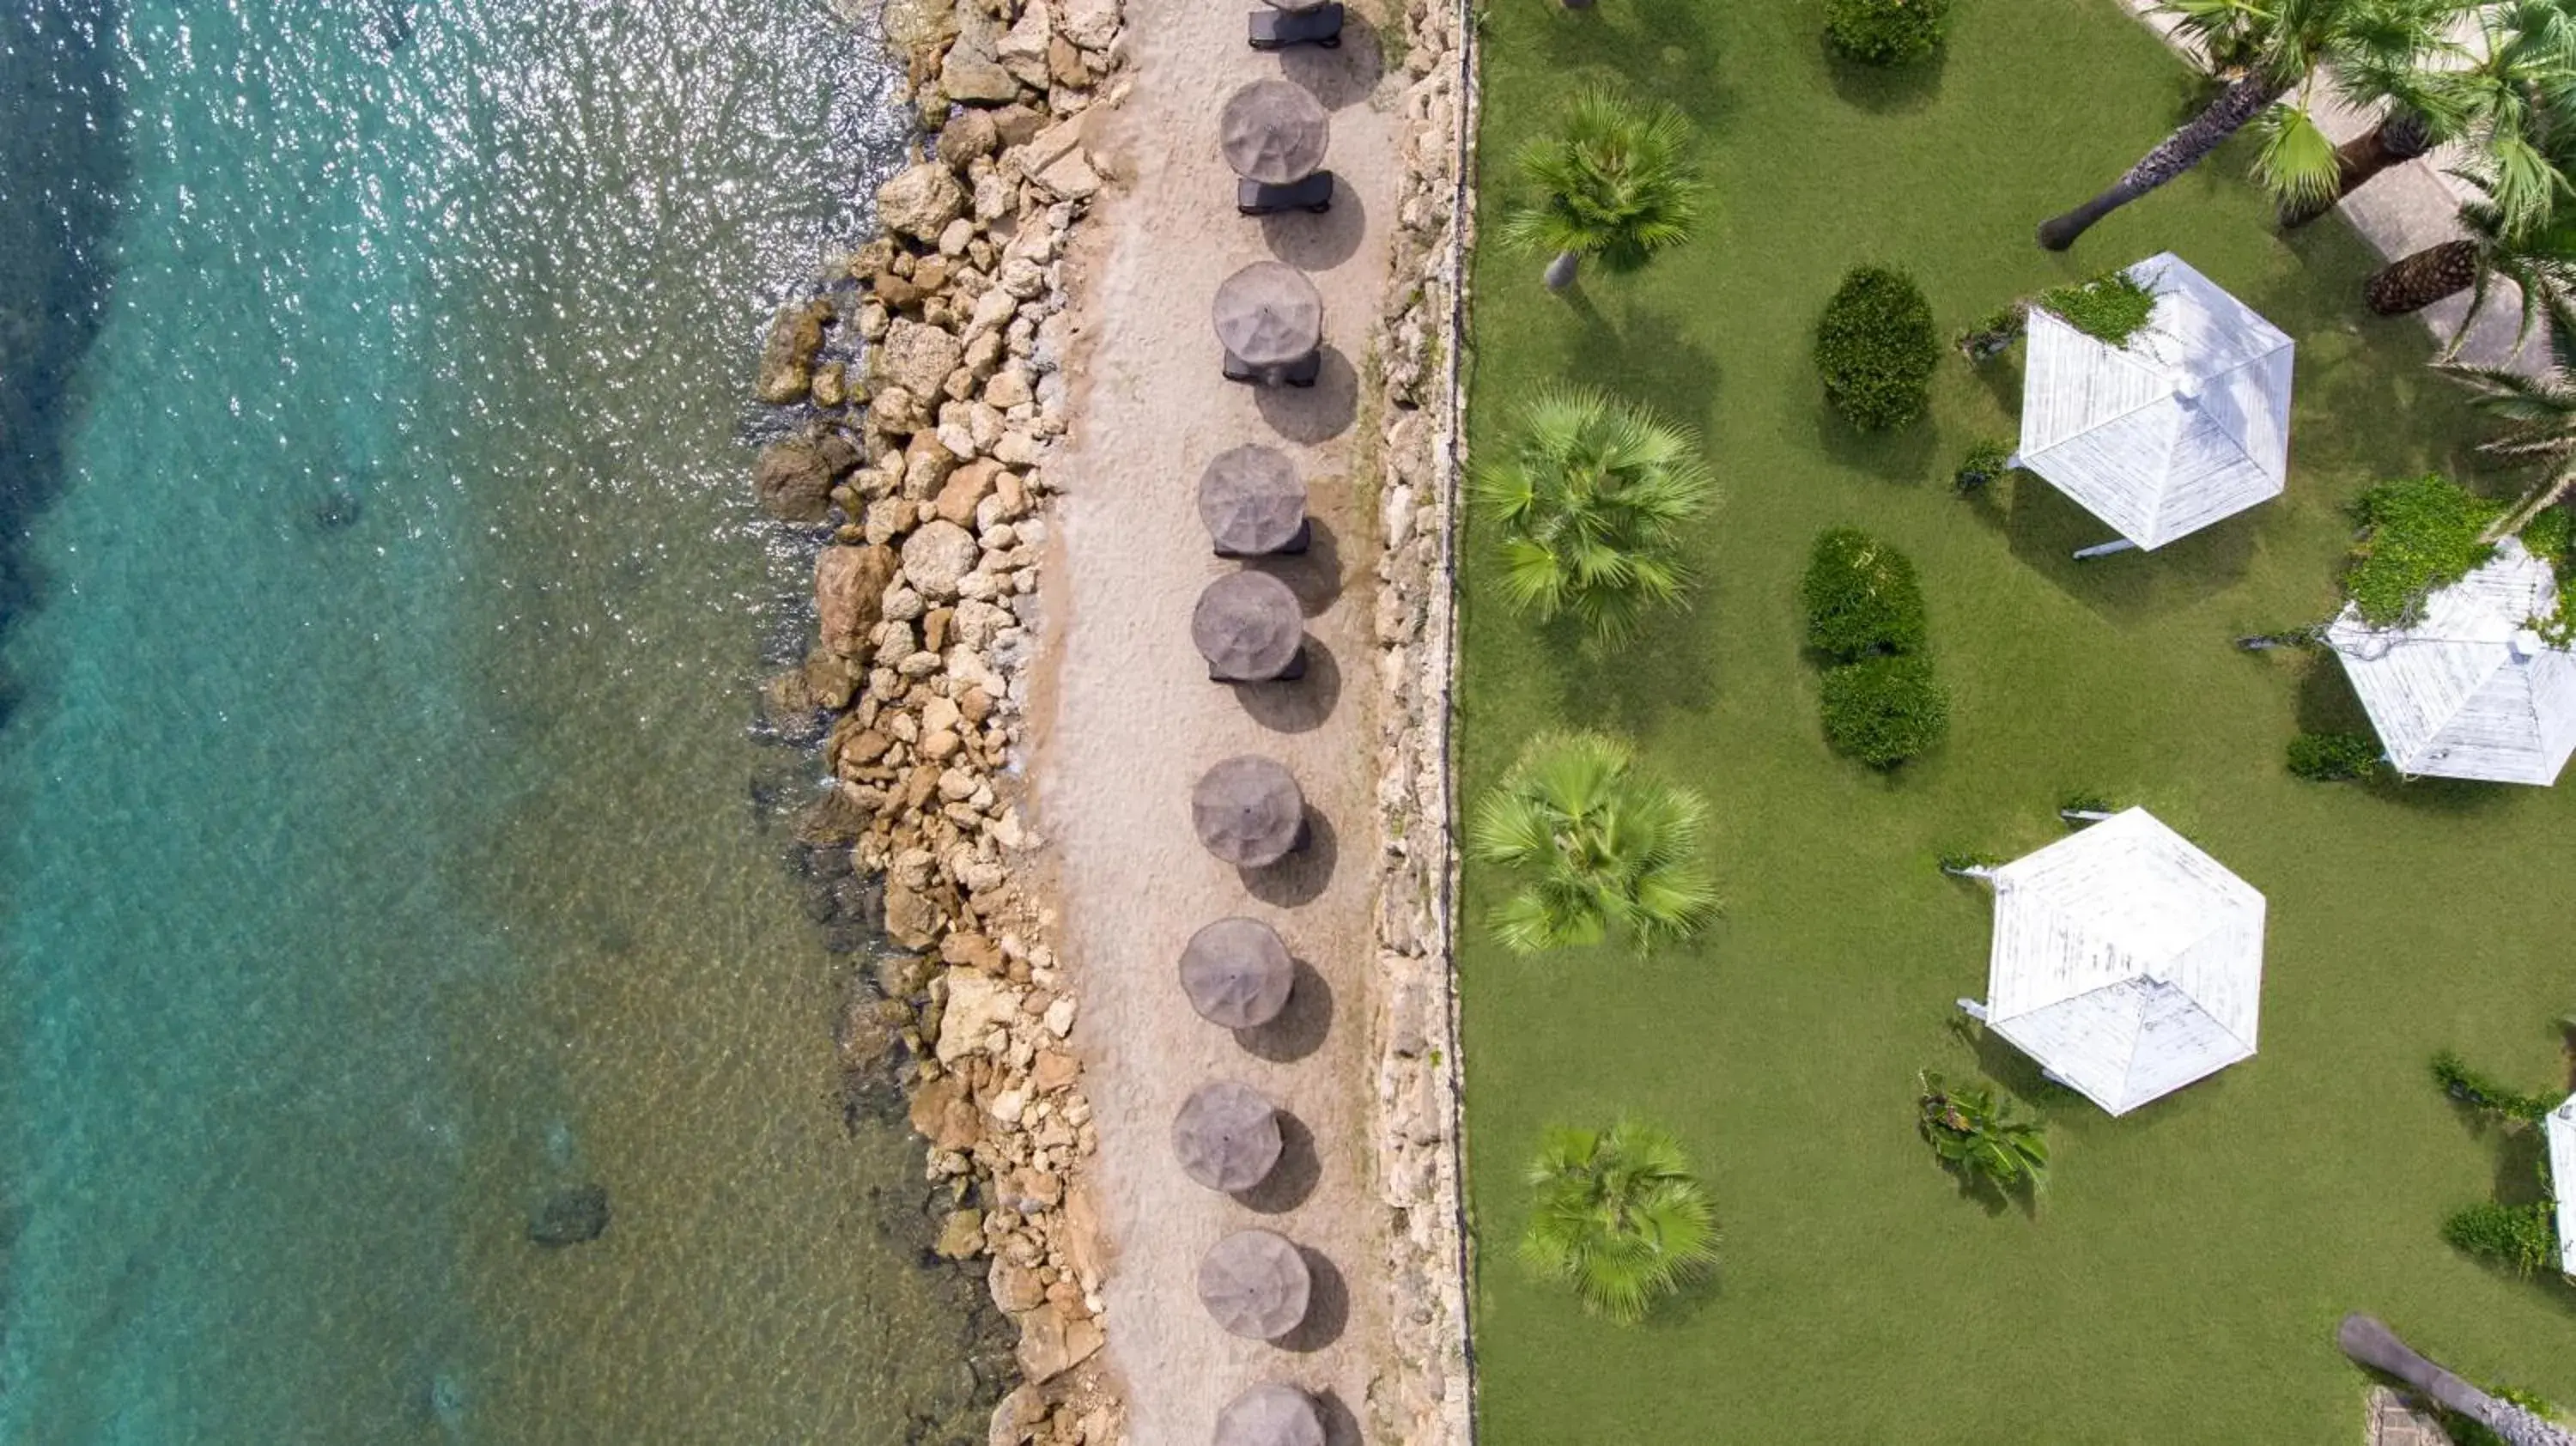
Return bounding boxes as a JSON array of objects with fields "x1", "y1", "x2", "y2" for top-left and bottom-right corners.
[
  {"x1": 2019, "y1": 252, "x2": 2294, "y2": 550},
  {"x1": 2549, "y1": 1092, "x2": 2575, "y2": 1278},
  {"x1": 1968, "y1": 809, "x2": 2267, "y2": 1116},
  {"x1": 2324, "y1": 538, "x2": 2576, "y2": 785}
]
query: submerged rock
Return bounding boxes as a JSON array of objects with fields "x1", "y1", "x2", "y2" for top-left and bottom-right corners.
[{"x1": 528, "y1": 1184, "x2": 610, "y2": 1247}]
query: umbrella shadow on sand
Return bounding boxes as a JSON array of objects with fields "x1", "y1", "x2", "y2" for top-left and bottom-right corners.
[
  {"x1": 1247, "y1": 515, "x2": 1344, "y2": 617},
  {"x1": 1236, "y1": 957, "x2": 1334, "y2": 1064},
  {"x1": 1262, "y1": 183, "x2": 1367, "y2": 271},
  {"x1": 1241, "y1": 807, "x2": 1337, "y2": 907},
  {"x1": 1232, "y1": 1109, "x2": 1322, "y2": 1213},
  {"x1": 1256, "y1": 347, "x2": 1361, "y2": 444},
  {"x1": 1278, "y1": 13, "x2": 1383, "y2": 111},
  {"x1": 1230, "y1": 639, "x2": 1341, "y2": 734},
  {"x1": 1273, "y1": 1247, "x2": 1350, "y2": 1352}
]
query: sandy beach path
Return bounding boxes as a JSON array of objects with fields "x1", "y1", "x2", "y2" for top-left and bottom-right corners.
[{"x1": 1028, "y1": 1, "x2": 1405, "y2": 1440}]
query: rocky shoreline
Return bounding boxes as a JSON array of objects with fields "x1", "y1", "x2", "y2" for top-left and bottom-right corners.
[
  {"x1": 753, "y1": 0, "x2": 1481, "y2": 1437},
  {"x1": 750, "y1": 0, "x2": 1129, "y2": 1437}
]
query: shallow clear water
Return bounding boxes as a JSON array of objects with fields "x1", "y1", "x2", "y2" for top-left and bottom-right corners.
[{"x1": 0, "y1": 2, "x2": 997, "y2": 1440}]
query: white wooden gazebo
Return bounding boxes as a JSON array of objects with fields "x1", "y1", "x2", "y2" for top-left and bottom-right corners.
[
  {"x1": 2324, "y1": 538, "x2": 2576, "y2": 785},
  {"x1": 2017, "y1": 252, "x2": 2294, "y2": 555},
  {"x1": 1958, "y1": 809, "x2": 2267, "y2": 1116},
  {"x1": 2549, "y1": 1091, "x2": 2575, "y2": 1279}
]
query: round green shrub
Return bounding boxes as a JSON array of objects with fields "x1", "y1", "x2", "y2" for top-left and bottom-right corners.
[
  {"x1": 2287, "y1": 731, "x2": 2384, "y2": 782},
  {"x1": 1801, "y1": 528, "x2": 1927, "y2": 661},
  {"x1": 1814, "y1": 266, "x2": 1939, "y2": 431},
  {"x1": 1819, "y1": 654, "x2": 1949, "y2": 767},
  {"x1": 1824, "y1": 0, "x2": 1951, "y2": 65}
]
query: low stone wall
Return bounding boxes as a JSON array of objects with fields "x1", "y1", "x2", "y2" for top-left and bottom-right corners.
[
  {"x1": 749, "y1": 0, "x2": 1133, "y2": 1440},
  {"x1": 1360, "y1": 0, "x2": 1478, "y2": 1439}
]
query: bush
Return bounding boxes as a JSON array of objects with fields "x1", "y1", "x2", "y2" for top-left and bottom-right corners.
[
  {"x1": 2431, "y1": 1048, "x2": 2558, "y2": 1121},
  {"x1": 1824, "y1": 0, "x2": 1951, "y2": 65},
  {"x1": 1954, "y1": 304, "x2": 2026, "y2": 364},
  {"x1": 1814, "y1": 266, "x2": 1939, "y2": 431},
  {"x1": 2440, "y1": 1200, "x2": 2559, "y2": 1277},
  {"x1": 1820, "y1": 654, "x2": 1949, "y2": 766},
  {"x1": 2287, "y1": 732, "x2": 2383, "y2": 783},
  {"x1": 2036, "y1": 270, "x2": 2159, "y2": 348},
  {"x1": 2345, "y1": 474, "x2": 2502, "y2": 627},
  {"x1": 1801, "y1": 529, "x2": 1928, "y2": 661},
  {"x1": 1953, "y1": 438, "x2": 2014, "y2": 492}
]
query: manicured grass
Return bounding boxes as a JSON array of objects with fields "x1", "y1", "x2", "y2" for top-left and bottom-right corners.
[{"x1": 1455, "y1": 3, "x2": 2576, "y2": 1441}]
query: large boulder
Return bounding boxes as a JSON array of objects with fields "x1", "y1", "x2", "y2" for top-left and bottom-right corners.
[
  {"x1": 901, "y1": 519, "x2": 981, "y2": 599},
  {"x1": 939, "y1": 17, "x2": 1022, "y2": 104},
  {"x1": 935, "y1": 969, "x2": 1024, "y2": 1064},
  {"x1": 752, "y1": 434, "x2": 858, "y2": 522},
  {"x1": 872, "y1": 319, "x2": 964, "y2": 400},
  {"x1": 936, "y1": 108, "x2": 999, "y2": 169},
  {"x1": 995, "y1": 2, "x2": 1051, "y2": 86},
  {"x1": 876, "y1": 162, "x2": 966, "y2": 243},
  {"x1": 1013, "y1": 1304, "x2": 1104, "y2": 1385},
  {"x1": 754, "y1": 300, "x2": 832, "y2": 404},
  {"x1": 815, "y1": 543, "x2": 900, "y2": 655},
  {"x1": 529, "y1": 1184, "x2": 611, "y2": 1247}
]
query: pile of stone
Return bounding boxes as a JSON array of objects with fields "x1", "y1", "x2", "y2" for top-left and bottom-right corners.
[{"x1": 747, "y1": 0, "x2": 1131, "y2": 1440}]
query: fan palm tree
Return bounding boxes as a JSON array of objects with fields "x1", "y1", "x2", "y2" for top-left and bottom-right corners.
[
  {"x1": 1917, "y1": 1071, "x2": 2050, "y2": 1200},
  {"x1": 2036, "y1": 0, "x2": 2458, "y2": 251},
  {"x1": 2278, "y1": 0, "x2": 2576, "y2": 228},
  {"x1": 1519, "y1": 1119, "x2": 1720, "y2": 1322},
  {"x1": 1468, "y1": 731, "x2": 1718, "y2": 955},
  {"x1": 1468, "y1": 387, "x2": 1715, "y2": 644},
  {"x1": 2362, "y1": 161, "x2": 2576, "y2": 332},
  {"x1": 1499, "y1": 89, "x2": 1704, "y2": 289},
  {"x1": 2440, "y1": 282, "x2": 2576, "y2": 533}
]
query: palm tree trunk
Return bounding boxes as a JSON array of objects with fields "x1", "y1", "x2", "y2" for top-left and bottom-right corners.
[
  {"x1": 2280, "y1": 110, "x2": 2435, "y2": 229},
  {"x1": 2038, "y1": 73, "x2": 2279, "y2": 251},
  {"x1": 2337, "y1": 1315, "x2": 2576, "y2": 1446},
  {"x1": 1544, "y1": 250, "x2": 1580, "y2": 290},
  {"x1": 2365, "y1": 239, "x2": 2479, "y2": 314}
]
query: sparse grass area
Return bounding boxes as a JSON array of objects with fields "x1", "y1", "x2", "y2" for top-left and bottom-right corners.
[{"x1": 1456, "y1": 1, "x2": 2576, "y2": 1440}]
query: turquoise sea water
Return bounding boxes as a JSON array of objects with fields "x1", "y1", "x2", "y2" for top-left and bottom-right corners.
[{"x1": 0, "y1": 2, "x2": 1001, "y2": 1440}]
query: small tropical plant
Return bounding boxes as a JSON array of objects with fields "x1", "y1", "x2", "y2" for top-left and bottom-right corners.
[
  {"x1": 1953, "y1": 438, "x2": 2015, "y2": 492},
  {"x1": 1814, "y1": 266, "x2": 1940, "y2": 430},
  {"x1": 1954, "y1": 302, "x2": 2028, "y2": 363},
  {"x1": 1470, "y1": 731, "x2": 1720, "y2": 954},
  {"x1": 1824, "y1": 0, "x2": 1952, "y2": 64},
  {"x1": 2342, "y1": 473, "x2": 2502, "y2": 627},
  {"x1": 1819, "y1": 653, "x2": 1949, "y2": 766},
  {"x1": 1917, "y1": 1070, "x2": 2050, "y2": 1200},
  {"x1": 2035, "y1": 0, "x2": 2460, "y2": 250},
  {"x1": 1801, "y1": 528, "x2": 1929, "y2": 660},
  {"x1": 1502, "y1": 90, "x2": 1705, "y2": 290},
  {"x1": 1519, "y1": 1118, "x2": 1721, "y2": 1321},
  {"x1": 1468, "y1": 387, "x2": 1716, "y2": 644},
  {"x1": 2287, "y1": 731, "x2": 2385, "y2": 781}
]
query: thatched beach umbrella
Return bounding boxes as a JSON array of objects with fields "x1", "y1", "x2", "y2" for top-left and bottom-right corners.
[
  {"x1": 1196, "y1": 1229, "x2": 1312, "y2": 1340},
  {"x1": 1179, "y1": 916, "x2": 1296, "y2": 1028},
  {"x1": 1220, "y1": 80, "x2": 1330, "y2": 185},
  {"x1": 1198, "y1": 444, "x2": 1307, "y2": 556},
  {"x1": 1191, "y1": 756, "x2": 1305, "y2": 866},
  {"x1": 1214, "y1": 1384, "x2": 1326, "y2": 1446},
  {"x1": 1171, "y1": 1080, "x2": 1284, "y2": 1192},
  {"x1": 1213, "y1": 262, "x2": 1324, "y2": 368},
  {"x1": 1194, "y1": 571, "x2": 1304, "y2": 682}
]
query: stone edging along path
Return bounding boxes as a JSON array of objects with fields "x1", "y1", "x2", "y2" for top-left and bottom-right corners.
[{"x1": 750, "y1": 0, "x2": 1484, "y2": 1435}]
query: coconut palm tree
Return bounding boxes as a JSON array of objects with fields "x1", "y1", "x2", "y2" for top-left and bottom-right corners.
[
  {"x1": 1499, "y1": 89, "x2": 1704, "y2": 289},
  {"x1": 2036, "y1": 0, "x2": 2458, "y2": 251},
  {"x1": 1468, "y1": 731, "x2": 1719, "y2": 955},
  {"x1": 1519, "y1": 1119, "x2": 1720, "y2": 1322},
  {"x1": 2278, "y1": 0, "x2": 2576, "y2": 228},
  {"x1": 2338, "y1": 1315, "x2": 2576, "y2": 1446},
  {"x1": 2363, "y1": 161, "x2": 2576, "y2": 332},
  {"x1": 1468, "y1": 387, "x2": 1715, "y2": 644},
  {"x1": 1917, "y1": 1071, "x2": 2050, "y2": 1200},
  {"x1": 2439, "y1": 282, "x2": 2576, "y2": 532}
]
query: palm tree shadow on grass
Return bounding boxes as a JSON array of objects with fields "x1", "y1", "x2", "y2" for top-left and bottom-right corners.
[
  {"x1": 1539, "y1": 602, "x2": 1722, "y2": 737},
  {"x1": 1562, "y1": 300, "x2": 1722, "y2": 451},
  {"x1": 1524, "y1": 0, "x2": 1726, "y2": 120}
]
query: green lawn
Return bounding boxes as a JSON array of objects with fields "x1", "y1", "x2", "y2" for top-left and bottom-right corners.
[{"x1": 1454, "y1": 3, "x2": 2576, "y2": 1442}]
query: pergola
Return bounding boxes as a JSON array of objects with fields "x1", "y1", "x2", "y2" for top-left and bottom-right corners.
[
  {"x1": 2324, "y1": 538, "x2": 2576, "y2": 786},
  {"x1": 1959, "y1": 808, "x2": 2267, "y2": 1116},
  {"x1": 2017, "y1": 252, "x2": 2293, "y2": 554},
  {"x1": 2549, "y1": 1092, "x2": 2575, "y2": 1278}
]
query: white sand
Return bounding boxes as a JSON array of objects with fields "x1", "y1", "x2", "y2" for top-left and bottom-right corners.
[{"x1": 1027, "y1": 3, "x2": 1406, "y2": 1441}]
